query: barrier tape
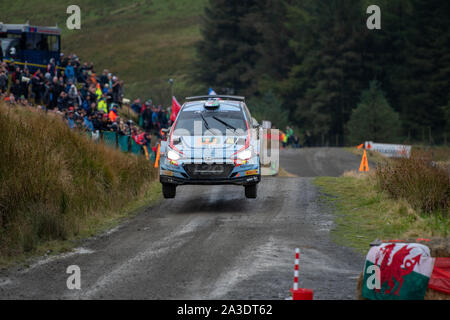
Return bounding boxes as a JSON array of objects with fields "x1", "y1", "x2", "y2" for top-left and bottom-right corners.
[{"x1": 3, "y1": 59, "x2": 66, "y2": 70}]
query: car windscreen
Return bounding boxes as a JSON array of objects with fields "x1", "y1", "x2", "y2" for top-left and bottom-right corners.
[{"x1": 173, "y1": 110, "x2": 247, "y2": 136}]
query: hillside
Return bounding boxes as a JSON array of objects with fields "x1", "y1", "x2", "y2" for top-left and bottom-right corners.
[
  {"x1": 0, "y1": 102, "x2": 158, "y2": 263},
  {"x1": 0, "y1": 0, "x2": 207, "y2": 104}
]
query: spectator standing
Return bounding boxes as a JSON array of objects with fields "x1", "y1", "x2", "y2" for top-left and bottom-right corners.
[
  {"x1": 142, "y1": 102, "x2": 153, "y2": 132},
  {"x1": 47, "y1": 58, "x2": 56, "y2": 78},
  {"x1": 0, "y1": 69, "x2": 8, "y2": 94},
  {"x1": 11, "y1": 79, "x2": 23, "y2": 100},
  {"x1": 65, "y1": 62, "x2": 75, "y2": 83},
  {"x1": 21, "y1": 68, "x2": 31, "y2": 99},
  {"x1": 97, "y1": 93, "x2": 108, "y2": 113},
  {"x1": 31, "y1": 70, "x2": 44, "y2": 104},
  {"x1": 131, "y1": 99, "x2": 141, "y2": 114},
  {"x1": 57, "y1": 91, "x2": 68, "y2": 111}
]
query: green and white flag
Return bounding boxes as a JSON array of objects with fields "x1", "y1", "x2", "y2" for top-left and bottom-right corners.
[{"x1": 362, "y1": 243, "x2": 435, "y2": 300}]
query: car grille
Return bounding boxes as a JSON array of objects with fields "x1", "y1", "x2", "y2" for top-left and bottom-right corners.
[{"x1": 183, "y1": 164, "x2": 234, "y2": 179}]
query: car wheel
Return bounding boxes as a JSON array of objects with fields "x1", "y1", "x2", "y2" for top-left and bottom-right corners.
[
  {"x1": 162, "y1": 183, "x2": 176, "y2": 199},
  {"x1": 245, "y1": 184, "x2": 257, "y2": 199}
]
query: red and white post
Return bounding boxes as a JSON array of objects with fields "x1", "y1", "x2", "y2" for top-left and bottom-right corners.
[
  {"x1": 293, "y1": 248, "x2": 300, "y2": 291},
  {"x1": 290, "y1": 248, "x2": 314, "y2": 300}
]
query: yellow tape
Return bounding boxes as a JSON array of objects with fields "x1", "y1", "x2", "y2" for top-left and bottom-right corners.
[{"x1": 4, "y1": 59, "x2": 65, "y2": 70}]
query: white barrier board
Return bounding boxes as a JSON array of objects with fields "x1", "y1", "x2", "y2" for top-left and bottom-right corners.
[{"x1": 365, "y1": 141, "x2": 411, "y2": 158}]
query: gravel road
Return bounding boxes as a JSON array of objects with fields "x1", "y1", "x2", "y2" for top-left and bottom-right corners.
[{"x1": 0, "y1": 148, "x2": 365, "y2": 300}]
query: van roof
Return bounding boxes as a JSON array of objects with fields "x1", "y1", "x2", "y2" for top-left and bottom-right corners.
[{"x1": 0, "y1": 23, "x2": 60, "y2": 35}]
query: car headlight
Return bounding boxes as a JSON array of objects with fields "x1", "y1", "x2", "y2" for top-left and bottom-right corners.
[
  {"x1": 167, "y1": 149, "x2": 181, "y2": 161},
  {"x1": 237, "y1": 149, "x2": 252, "y2": 160}
]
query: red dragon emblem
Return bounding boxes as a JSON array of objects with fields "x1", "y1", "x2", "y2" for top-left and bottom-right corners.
[{"x1": 374, "y1": 243, "x2": 422, "y2": 295}]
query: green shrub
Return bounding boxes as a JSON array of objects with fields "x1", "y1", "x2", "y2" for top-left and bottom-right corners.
[{"x1": 376, "y1": 151, "x2": 450, "y2": 215}]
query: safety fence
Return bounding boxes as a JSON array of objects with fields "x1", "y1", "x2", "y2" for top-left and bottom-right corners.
[{"x1": 86, "y1": 130, "x2": 157, "y2": 162}]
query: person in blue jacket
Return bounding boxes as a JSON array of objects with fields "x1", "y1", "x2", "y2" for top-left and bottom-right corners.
[{"x1": 65, "y1": 62, "x2": 75, "y2": 83}]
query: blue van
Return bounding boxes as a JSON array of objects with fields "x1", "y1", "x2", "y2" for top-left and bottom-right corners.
[{"x1": 0, "y1": 22, "x2": 61, "y2": 72}]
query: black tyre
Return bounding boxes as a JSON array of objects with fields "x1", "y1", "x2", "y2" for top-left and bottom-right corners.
[
  {"x1": 245, "y1": 184, "x2": 257, "y2": 198},
  {"x1": 162, "y1": 183, "x2": 176, "y2": 199}
]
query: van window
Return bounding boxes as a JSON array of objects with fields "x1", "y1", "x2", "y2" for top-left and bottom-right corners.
[{"x1": 25, "y1": 33, "x2": 58, "y2": 51}]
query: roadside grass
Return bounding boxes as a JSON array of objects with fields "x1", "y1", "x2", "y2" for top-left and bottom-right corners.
[
  {"x1": 315, "y1": 172, "x2": 449, "y2": 255},
  {"x1": 5, "y1": 181, "x2": 162, "y2": 268},
  {"x1": 0, "y1": 102, "x2": 161, "y2": 266},
  {"x1": 376, "y1": 151, "x2": 449, "y2": 214},
  {"x1": 412, "y1": 145, "x2": 450, "y2": 162},
  {"x1": 0, "y1": 0, "x2": 208, "y2": 102}
]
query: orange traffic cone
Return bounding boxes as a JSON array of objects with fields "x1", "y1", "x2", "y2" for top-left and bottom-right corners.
[
  {"x1": 356, "y1": 143, "x2": 364, "y2": 149},
  {"x1": 154, "y1": 144, "x2": 161, "y2": 168},
  {"x1": 359, "y1": 150, "x2": 369, "y2": 172}
]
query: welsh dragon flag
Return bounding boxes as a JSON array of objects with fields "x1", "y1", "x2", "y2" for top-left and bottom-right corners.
[{"x1": 362, "y1": 243, "x2": 435, "y2": 300}]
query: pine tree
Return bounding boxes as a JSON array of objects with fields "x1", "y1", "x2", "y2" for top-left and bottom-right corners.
[
  {"x1": 195, "y1": 0, "x2": 263, "y2": 95},
  {"x1": 347, "y1": 81, "x2": 401, "y2": 145},
  {"x1": 401, "y1": 0, "x2": 450, "y2": 143},
  {"x1": 283, "y1": 0, "x2": 372, "y2": 145},
  {"x1": 373, "y1": 0, "x2": 450, "y2": 143},
  {"x1": 251, "y1": 0, "x2": 295, "y2": 95},
  {"x1": 247, "y1": 91, "x2": 288, "y2": 129}
]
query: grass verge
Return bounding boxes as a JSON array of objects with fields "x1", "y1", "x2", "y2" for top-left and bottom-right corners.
[
  {"x1": 314, "y1": 172, "x2": 449, "y2": 255},
  {"x1": 0, "y1": 102, "x2": 161, "y2": 266}
]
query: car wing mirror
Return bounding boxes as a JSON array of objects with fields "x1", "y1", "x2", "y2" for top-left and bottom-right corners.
[{"x1": 252, "y1": 117, "x2": 260, "y2": 128}]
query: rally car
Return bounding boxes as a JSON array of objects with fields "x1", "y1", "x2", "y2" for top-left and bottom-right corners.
[{"x1": 159, "y1": 95, "x2": 261, "y2": 199}]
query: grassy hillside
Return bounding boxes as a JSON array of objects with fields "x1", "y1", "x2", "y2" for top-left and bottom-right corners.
[
  {"x1": 0, "y1": 0, "x2": 207, "y2": 104},
  {"x1": 0, "y1": 102, "x2": 159, "y2": 263}
]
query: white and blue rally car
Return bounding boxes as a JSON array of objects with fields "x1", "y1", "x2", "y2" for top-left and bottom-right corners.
[{"x1": 159, "y1": 95, "x2": 261, "y2": 199}]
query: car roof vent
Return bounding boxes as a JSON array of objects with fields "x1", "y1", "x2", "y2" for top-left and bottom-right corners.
[
  {"x1": 185, "y1": 95, "x2": 245, "y2": 101},
  {"x1": 204, "y1": 100, "x2": 220, "y2": 109}
]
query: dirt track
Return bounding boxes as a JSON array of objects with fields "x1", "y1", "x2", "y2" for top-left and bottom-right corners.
[{"x1": 0, "y1": 148, "x2": 365, "y2": 299}]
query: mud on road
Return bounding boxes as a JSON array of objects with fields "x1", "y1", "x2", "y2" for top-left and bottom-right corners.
[{"x1": 0, "y1": 148, "x2": 365, "y2": 299}]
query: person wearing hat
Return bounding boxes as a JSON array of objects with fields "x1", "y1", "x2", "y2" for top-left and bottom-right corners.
[{"x1": 60, "y1": 53, "x2": 68, "y2": 68}]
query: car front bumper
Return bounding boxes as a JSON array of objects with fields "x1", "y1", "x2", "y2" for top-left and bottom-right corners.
[
  {"x1": 160, "y1": 174, "x2": 261, "y2": 186},
  {"x1": 159, "y1": 157, "x2": 261, "y2": 186}
]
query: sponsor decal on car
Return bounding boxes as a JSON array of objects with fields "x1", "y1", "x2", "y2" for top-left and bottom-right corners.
[
  {"x1": 198, "y1": 137, "x2": 218, "y2": 145},
  {"x1": 161, "y1": 170, "x2": 174, "y2": 176},
  {"x1": 245, "y1": 169, "x2": 258, "y2": 176}
]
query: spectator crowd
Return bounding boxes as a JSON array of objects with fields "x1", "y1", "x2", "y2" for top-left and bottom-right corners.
[{"x1": 0, "y1": 53, "x2": 171, "y2": 150}]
